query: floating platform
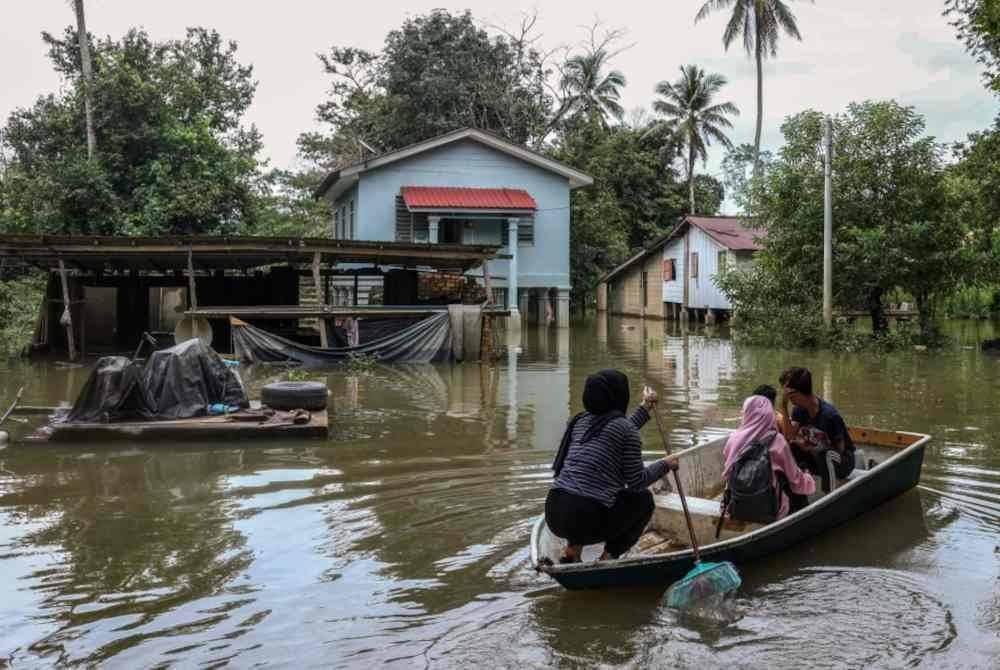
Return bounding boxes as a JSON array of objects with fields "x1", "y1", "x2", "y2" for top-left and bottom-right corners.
[{"x1": 23, "y1": 409, "x2": 329, "y2": 443}]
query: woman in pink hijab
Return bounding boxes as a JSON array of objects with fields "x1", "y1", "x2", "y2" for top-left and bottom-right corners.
[{"x1": 723, "y1": 395, "x2": 816, "y2": 519}]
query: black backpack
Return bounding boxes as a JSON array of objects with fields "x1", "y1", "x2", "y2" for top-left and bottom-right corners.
[{"x1": 723, "y1": 433, "x2": 779, "y2": 525}]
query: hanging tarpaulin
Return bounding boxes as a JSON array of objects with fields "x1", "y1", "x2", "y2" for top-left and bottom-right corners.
[{"x1": 231, "y1": 312, "x2": 459, "y2": 366}]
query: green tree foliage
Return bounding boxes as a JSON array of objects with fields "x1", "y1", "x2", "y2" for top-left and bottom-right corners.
[
  {"x1": 299, "y1": 10, "x2": 552, "y2": 169},
  {"x1": 946, "y1": 0, "x2": 1000, "y2": 93},
  {"x1": 0, "y1": 275, "x2": 45, "y2": 357},
  {"x1": 554, "y1": 47, "x2": 627, "y2": 129},
  {"x1": 649, "y1": 65, "x2": 738, "y2": 213},
  {"x1": 695, "y1": 0, "x2": 806, "y2": 167},
  {"x1": 723, "y1": 101, "x2": 969, "y2": 342},
  {"x1": 255, "y1": 169, "x2": 331, "y2": 238},
  {"x1": 721, "y1": 142, "x2": 773, "y2": 212},
  {"x1": 551, "y1": 119, "x2": 723, "y2": 309},
  {"x1": 0, "y1": 27, "x2": 266, "y2": 236}
]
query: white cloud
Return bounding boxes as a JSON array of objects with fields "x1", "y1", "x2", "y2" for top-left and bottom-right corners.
[{"x1": 0, "y1": 0, "x2": 996, "y2": 177}]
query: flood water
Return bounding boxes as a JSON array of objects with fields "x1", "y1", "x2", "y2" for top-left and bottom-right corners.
[{"x1": 1, "y1": 317, "x2": 998, "y2": 668}]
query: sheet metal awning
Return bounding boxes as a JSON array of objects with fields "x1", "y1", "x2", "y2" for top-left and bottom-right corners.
[
  {"x1": 401, "y1": 186, "x2": 537, "y2": 212},
  {"x1": 0, "y1": 234, "x2": 502, "y2": 274}
]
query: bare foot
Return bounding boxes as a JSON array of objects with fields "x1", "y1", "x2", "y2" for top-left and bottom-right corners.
[
  {"x1": 561, "y1": 544, "x2": 583, "y2": 563},
  {"x1": 599, "y1": 551, "x2": 611, "y2": 561}
]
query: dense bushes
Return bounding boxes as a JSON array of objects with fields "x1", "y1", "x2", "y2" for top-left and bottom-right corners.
[{"x1": 0, "y1": 275, "x2": 45, "y2": 358}]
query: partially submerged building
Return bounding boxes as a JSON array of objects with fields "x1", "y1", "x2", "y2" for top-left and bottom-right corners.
[
  {"x1": 597, "y1": 216, "x2": 761, "y2": 322},
  {"x1": 313, "y1": 128, "x2": 593, "y2": 327},
  {"x1": 0, "y1": 234, "x2": 500, "y2": 359}
]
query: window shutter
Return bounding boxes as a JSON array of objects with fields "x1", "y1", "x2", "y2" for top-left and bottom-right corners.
[
  {"x1": 691, "y1": 252, "x2": 699, "y2": 278},
  {"x1": 518, "y1": 218, "x2": 534, "y2": 244},
  {"x1": 395, "y1": 196, "x2": 411, "y2": 242}
]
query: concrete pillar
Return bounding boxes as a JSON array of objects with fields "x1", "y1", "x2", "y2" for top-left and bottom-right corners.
[
  {"x1": 705, "y1": 308, "x2": 716, "y2": 325},
  {"x1": 556, "y1": 288, "x2": 570, "y2": 328},
  {"x1": 507, "y1": 217, "x2": 520, "y2": 326},
  {"x1": 428, "y1": 215, "x2": 441, "y2": 244}
]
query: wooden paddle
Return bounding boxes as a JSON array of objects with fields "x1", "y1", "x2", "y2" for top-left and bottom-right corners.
[
  {"x1": 646, "y1": 388, "x2": 743, "y2": 608},
  {"x1": 647, "y1": 391, "x2": 701, "y2": 563}
]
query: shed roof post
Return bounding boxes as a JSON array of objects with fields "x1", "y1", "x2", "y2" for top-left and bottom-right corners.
[
  {"x1": 312, "y1": 251, "x2": 329, "y2": 348},
  {"x1": 186, "y1": 249, "x2": 199, "y2": 311},
  {"x1": 58, "y1": 260, "x2": 77, "y2": 361}
]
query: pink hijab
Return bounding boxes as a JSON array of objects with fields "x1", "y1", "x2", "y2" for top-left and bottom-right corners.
[{"x1": 723, "y1": 395, "x2": 779, "y2": 478}]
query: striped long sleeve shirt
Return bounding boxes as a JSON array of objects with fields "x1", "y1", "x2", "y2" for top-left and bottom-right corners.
[{"x1": 552, "y1": 406, "x2": 670, "y2": 508}]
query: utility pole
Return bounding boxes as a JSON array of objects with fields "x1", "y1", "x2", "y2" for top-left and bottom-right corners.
[{"x1": 823, "y1": 115, "x2": 833, "y2": 328}]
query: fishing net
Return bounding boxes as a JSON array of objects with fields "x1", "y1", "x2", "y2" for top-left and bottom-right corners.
[{"x1": 665, "y1": 560, "x2": 742, "y2": 610}]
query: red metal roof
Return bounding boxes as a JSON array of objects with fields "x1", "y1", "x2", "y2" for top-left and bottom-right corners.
[
  {"x1": 401, "y1": 186, "x2": 537, "y2": 211},
  {"x1": 688, "y1": 216, "x2": 762, "y2": 251}
]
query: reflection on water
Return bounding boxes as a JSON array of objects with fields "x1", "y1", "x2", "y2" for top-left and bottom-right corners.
[{"x1": 1, "y1": 316, "x2": 999, "y2": 667}]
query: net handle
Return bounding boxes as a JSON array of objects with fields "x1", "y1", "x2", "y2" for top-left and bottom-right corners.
[{"x1": 651, "y1": 400, "x2": 702, "y2": 563}]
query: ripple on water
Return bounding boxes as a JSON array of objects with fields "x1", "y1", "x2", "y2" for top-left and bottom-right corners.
[{"x1": 650, "y1": 567, "x2": 957, "y2": 669}]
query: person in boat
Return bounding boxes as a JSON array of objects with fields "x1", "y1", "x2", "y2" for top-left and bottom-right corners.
[
  {"x1": 722, "y1": 395, "x2": 816, "y2": 521},
  {"x1": 779, "y1": 367, "x2": 856, "y2": 487},
  {"x1": 546, "y1": 369, "x2": 678, "y2": 563},
  {"x1": 752, "y1": 383, "x2": 790, "y2": 436}
]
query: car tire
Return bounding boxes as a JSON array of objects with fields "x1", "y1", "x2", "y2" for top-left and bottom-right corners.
[{"x1": 261, "y1": 381, "x2": 329, "y2": 411}]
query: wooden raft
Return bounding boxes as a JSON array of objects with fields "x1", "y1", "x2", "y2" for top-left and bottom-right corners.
[{"x1": 23, "y1": 409, "x2": 329, "y2": 443}]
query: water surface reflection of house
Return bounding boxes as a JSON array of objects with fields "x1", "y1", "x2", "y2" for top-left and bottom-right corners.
[
  {"x1": 597, "y1": 216, "x2": 761, "y2": 323},
  {"x1": 314, "y1": 128, "x2": 593, "y2": 327}
]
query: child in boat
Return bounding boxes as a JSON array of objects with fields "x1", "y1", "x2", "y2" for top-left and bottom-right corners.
[
  {"x1": 722, "y1": 394, "x2": 816, "y2": 520},
  {"x1": 546, "y1": 369, "x2": 678, "y2": 563},
  {"x1": 779, "y1": 367, "x2": 856, "y2": 488}
]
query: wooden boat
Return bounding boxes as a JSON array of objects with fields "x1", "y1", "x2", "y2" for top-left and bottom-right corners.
[
  {"x1": 22, "y1": 407, "x2": 328, "y2": 443},
  {"x1": 530, "y1": 427, "x2": 930, "y2": 590}
]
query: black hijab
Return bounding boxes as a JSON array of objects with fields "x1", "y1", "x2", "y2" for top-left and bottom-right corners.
[{"x1": 552, "y1": 369, "x2": 630, "y2": 475}]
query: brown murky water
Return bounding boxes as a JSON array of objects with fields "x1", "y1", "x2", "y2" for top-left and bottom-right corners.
[{"x1": 1, "y1": 318, "x2": 998, "y2": 668}]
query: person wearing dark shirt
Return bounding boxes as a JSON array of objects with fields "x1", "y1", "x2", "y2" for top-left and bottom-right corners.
[
  {"x1": 546, "y1": 369, "x2": 677, "y2": 564},
  {"x1": 779, "y1": 367, "x2": 855, "y2": 487}
]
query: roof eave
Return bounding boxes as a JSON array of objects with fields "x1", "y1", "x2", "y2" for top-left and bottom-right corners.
[{"x1": 314, "y1": 128, "x2": 594, "y2": 197}]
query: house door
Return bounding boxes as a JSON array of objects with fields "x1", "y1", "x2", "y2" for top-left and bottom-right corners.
[{"x1": 441, "y1": 219, "x2": 463, "y2": 244}]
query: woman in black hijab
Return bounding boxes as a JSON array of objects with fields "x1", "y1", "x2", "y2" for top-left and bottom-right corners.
[{"x1": 546, "y1": 369, "x2": 677, "y2": 563}]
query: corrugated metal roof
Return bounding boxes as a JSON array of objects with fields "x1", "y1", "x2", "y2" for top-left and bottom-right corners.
[
  {"x1": 598, "y1": 216, "x2": 761, "y2": 284},
  {"x1": 688, "y1": 216, "x2": 761, "y2": 251},
  {"x1": 401, "y1": 186, "x2": 537, "y2": 211}
]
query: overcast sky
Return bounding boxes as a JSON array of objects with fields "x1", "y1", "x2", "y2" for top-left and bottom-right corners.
[{"x1": 3, "y1": 1, "x2": 996, "y2": 195}]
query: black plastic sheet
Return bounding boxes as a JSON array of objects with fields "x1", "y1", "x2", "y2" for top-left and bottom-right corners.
[
  {"x1": 232, "y1": 312, "x2": 452, "y2": 366},
  {"x1": 66, "y1": 339, "x2": 248, "y2": 423}
]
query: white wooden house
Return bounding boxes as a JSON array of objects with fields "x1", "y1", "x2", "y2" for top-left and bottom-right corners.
[{"x1": 597, "y1": 216, "x2": 761, "y2": 322}]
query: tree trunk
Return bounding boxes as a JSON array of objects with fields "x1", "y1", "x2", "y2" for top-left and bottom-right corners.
[
  {"x1": 868, "y1": 291, "x2": 888, "y2": 337},
  {"x1": 74, "y1": 0, "x2": 97, "y2": 160},
  {"x1": 688, "y1": 141, "x2": 696, "y2": 215},
  {"x1": 753, "y1": 37, "x2": 764, "y2": 174},
  {"x1": 915, "y1": 290, "x2": 934, "y2": 341}
]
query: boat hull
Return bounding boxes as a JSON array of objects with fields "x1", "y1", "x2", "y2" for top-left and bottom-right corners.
[{"x1": 532, "y1": 431, "x2": 928, "y2": 590}]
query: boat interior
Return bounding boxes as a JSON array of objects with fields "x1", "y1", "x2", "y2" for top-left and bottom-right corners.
[{"x1": 536, "y1": 427, "x2": 925, "y2": 565}]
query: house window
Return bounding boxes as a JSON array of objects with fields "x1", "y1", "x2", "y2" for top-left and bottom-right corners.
[
  {"x1": 717, "y1": 250, "x2": 727, "y2": 273},
  {"x1": 662, "y1": 258, "x2": 676, "y2": 281},
  {"x1": 641, "y1": 271, "x2": 648, "y2": 307},
  {"x1": 500, "y1": 218, "x2": 534, "y2": 246},
  {"x1": 690, "y1": 252, "x2": 699, "y2": 279}
]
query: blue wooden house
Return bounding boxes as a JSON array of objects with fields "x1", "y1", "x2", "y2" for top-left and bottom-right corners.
[{"x1": 314, "y1": 128, "x2": 592, "y2": 327}]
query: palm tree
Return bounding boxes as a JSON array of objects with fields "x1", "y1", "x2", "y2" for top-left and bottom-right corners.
[
  {"x1": 72, "y1": 0, "x2": 97, "y2": 159},
  {"x1": 695, "y1": 0, "x2": 805, "y2": 169},
  {"x1": 554, "y1": 48, "x2": 626, "y2": 128},
  {"x1": 650, "y1": 65, "x2": 739, "y2": 214}
]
